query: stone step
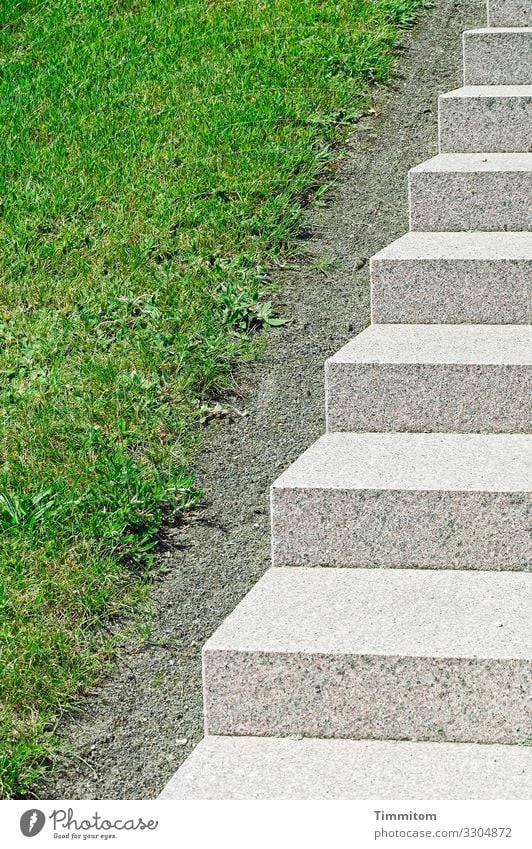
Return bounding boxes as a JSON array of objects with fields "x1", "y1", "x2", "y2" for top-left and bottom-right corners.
[
  {"x1": 463, "y1": 28, "x2": 532, "y2": 86},
  {"x1": 270, "y1": 432, "x2": 531, "y2": 568},
  {"x1": 488, "y1": 0, "x2": 532, "y2": 27},
  {"x1": 325, "y1": 324, "x2": 531, "y2": 433},
  {"x1": 159, "y1": 735, "x2": 532, "y2": 799},
  {"x1": 201, "y1": 567, "x2": 532, "y2": 744},
  {"x1": 438, "y1": 86, "x2": 532, "y2": 153},
  {"x1": 408, "y1": 153, "x2": 532, "y2": 231},
  {"x1": 370, "y1": 231, "x2": 532, "y2": 324}
]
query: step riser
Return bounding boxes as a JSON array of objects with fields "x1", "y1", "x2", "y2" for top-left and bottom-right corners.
[
  {"x1": 203, "y1": 650, "x2": 531, "y2": 745},
  {"x1": 488, "y1": 0, "x2": 532, "y2": 27},
  {"x1": 463, "y1": 30, "x2": 532, "y2": 86},
  {"x1": 438, "y1": 93, "x2": 532, "y2": 153},
  {"x1": 271, "y1": 489, "x2": 531, "y2": 568},
  {"x1": 325, "y1": 363, "x2": 530, "y2": 433},
  {"x1": 371, "y1": 257, "x2": 532, "y2": 324},
  {"x1": 409, "y1": 169, "x2": 531, "y2": 231}
]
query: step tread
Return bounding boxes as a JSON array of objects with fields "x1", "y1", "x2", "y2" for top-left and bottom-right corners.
[
  {"x1": 441, "y1": 84, "x2": 532, "y2": 98},
  {"x1": 327, "y1": 324, "x2": 532, "y2": 365},
  {"x1": 465, "y1": 26, "x2": 532, "y2": 34},
  {"x1": 271, "y1": 433, "x2": 531, "y2": 493},
  {"x1": 410, "y1": 152, "x2": 532, "y2": 173},
  {"x1": 371, "y1": 231, "x2": 532, "y2": 260},
  {"x1": 204, "y1": 567, "x2": 531, "y2": 659},
  {"x1": 159, "y1": 736, "x2": 532, "y2": 799}
]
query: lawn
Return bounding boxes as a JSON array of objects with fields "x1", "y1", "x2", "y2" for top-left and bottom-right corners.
[{"x1": 0, "y1": 0, "x2": 426, "y2": 797}]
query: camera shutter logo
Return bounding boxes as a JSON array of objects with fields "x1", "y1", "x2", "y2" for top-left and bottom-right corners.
[{"x1": 20, "y1": 810, "x2": 46, "y2": 837}]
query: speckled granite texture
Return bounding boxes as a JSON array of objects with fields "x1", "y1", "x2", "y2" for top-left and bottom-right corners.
[
  {"x1": 408, "y1": 153, "x2": 532, "y2": 231},
  {"x1": 327, "y1": 362, "x2": 531, "y2": 432},
  {"x1": 488, "y1": 0, "x2": 532, "y2": 26},
  {"x1": 325, "y1": 324, "x2": 532, "y2": 432},
  {"x1": 202, "y1": 568, "x2": 532, "y2": 744},
  {"x1": 438, "y1": 86, "x2": 532, "y2": 153},
  {"x1": 204, "y1": 651, "x2": 531, "y2": 743},
  {"x1": 271, "y1": 433, "x2": 532, "y2": 568},
  {"x1": 370, "y1": 231, "x2": 532, "y2": 324},
  {"x1": 159, "y1": 736, "x2": 532, "y2": 800},
  {"x1": 272, "y1": 488, "x2": 532, "y2": 568},
  {"x1": 463, "y1": 28, "x2": 532, "y2": 86}
]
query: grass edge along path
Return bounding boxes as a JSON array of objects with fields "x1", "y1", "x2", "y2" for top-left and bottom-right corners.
[{"x1": 0, "y1": 0, "x2": 427, "y2": 798}]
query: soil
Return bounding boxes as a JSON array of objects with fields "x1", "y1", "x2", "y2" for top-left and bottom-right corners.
[{"x1": 36, "y1": 0, "x2": 484, "y2": 800}]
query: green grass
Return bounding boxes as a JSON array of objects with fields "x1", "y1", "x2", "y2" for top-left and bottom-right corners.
[{"x1": 0, "y1": 0, "x2": 427, "y2": 797}]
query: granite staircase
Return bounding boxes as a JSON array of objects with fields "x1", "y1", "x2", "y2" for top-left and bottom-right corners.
[{"x1": 160, "y1": 0, "x2": 532, "y2": 799}]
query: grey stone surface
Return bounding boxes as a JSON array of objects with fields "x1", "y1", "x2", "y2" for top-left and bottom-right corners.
[
  {"x1": 464, "y1": 29, "x2": 532, "y2": 86},
  {"x1": 438, "y1": 86, "x2": 532, "y2": 153},
  {"x1": 202, "y1": 568, "x2": 532, "y2": 743},
  {"x1": 370, "y1": 231, "x2": 532, "y2": 324},
  {"x1": 408, "y1": 153, "x2": 532, "y2": 231},
  {"x1": 327, "y1": 323, "x2": 532, "y2": 364},
  {"x1": 325, "y1": 324, "x2": 532, "y2": 432},
  {"x1": 205, "y1": 568, "x2": 531, "y2": 656},
  {"x1": 272, "y1": 432, "x2": 531, "y2": 491},
  {"x1": 488, "y1": 0, "x2": 532, "y2": 26},
  {"x1": 159, "y1": 735, "x2": 532, "y2": 799},
  {"x1": 271, "y1": 432, "x2": 532, "y2": 568}
]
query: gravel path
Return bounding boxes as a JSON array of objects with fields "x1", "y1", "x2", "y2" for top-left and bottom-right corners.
[{"x1": 37, "y1": 0, "x2": 484, "y2": 800}]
